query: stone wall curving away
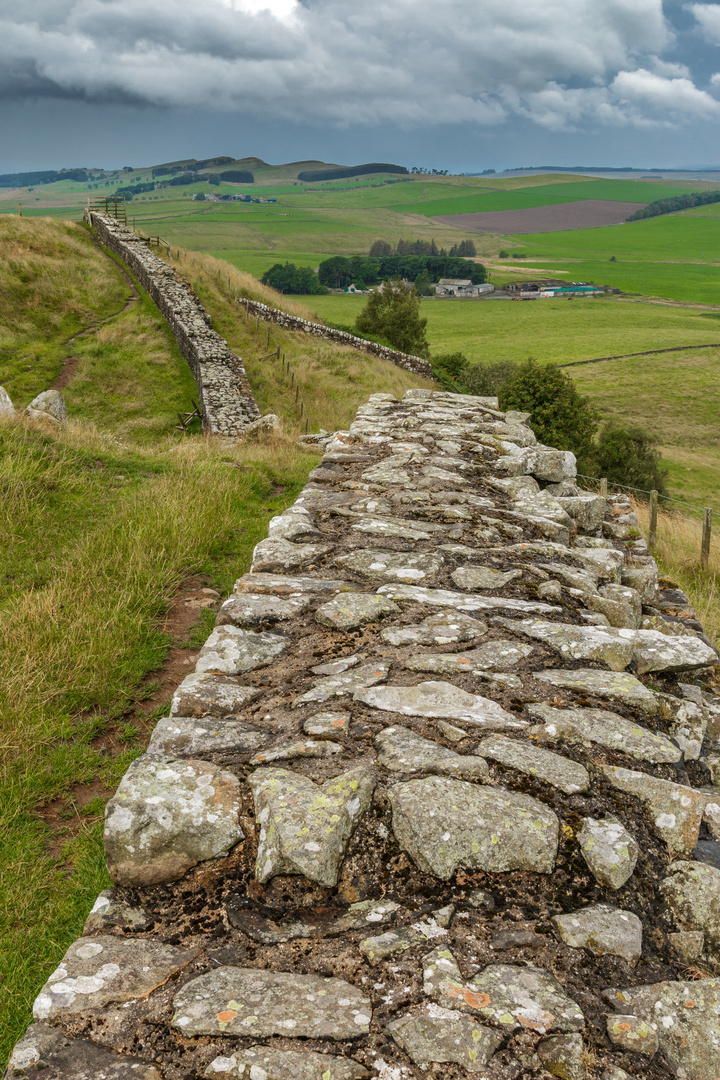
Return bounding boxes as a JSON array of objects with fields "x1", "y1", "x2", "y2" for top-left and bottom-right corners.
[
  {"x1": 240, "y1": 297, "x2": 434, "y2": 379},
  {"x1": 8, "y1": 390, "x2": 720, "y2": 1080},
  {"x1": 85, "y1": 211, "x2": 260, "y2": 436}
]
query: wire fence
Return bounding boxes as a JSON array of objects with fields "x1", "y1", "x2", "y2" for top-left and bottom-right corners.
[{"x1": 577, "y1": 473, "x2": 714, "y2": 569}]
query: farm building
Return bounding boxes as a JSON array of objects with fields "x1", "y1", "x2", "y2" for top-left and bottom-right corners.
[
  {"x1": 435, "y1": 279, "x2": 494, "y2": 297},
  {"x1": 502, "y1": 279, "x2": 612, "y2": 298}
]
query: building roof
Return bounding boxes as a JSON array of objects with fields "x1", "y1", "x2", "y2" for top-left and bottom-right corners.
[{"x1": 438, "y1": 278, "x2": 472, "y2": 287}]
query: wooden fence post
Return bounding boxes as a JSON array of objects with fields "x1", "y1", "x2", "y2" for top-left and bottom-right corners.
[
  {"x1": 266, "y1": 328, "x2": 270, "y2": 348},
  {"x1": 701, "y1": 508, "x2": 712, "y2": 569},
  {"x1": 649, "y1": 490, "x2": 658, "y2": 549},
  {"x1": 600, "y1": 478, "x2": 607, "y2": 497}
]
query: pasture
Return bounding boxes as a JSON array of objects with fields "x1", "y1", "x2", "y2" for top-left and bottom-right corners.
[{"x1": 302, "y1": 292, "x2": 720, "y2": 366}]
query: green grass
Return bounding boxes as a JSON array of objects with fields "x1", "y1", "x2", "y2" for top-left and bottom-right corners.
[
  {"x1": 513, "y1": 213, "x2": 720, "y2": 263},
  {"x1": 570, "y1": 346, "x2": 720, "y2": 509},
  {"x1": 0, "y1": 421, "x2": 319, "y2": 1068},
  {"x1": 0, "y1": 217, "x2": 199, "y2": 442},
  {"x1": 301, "y1": 292, "x2": 720, "y2": 365},
  {"x1": 299, "y1": 291, "x2": 720, "y2": 508}
]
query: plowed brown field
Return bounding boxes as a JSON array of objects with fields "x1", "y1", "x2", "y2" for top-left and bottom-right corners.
[{"x1": 435, "y1": 198, "x2": 647, "y2": 234}]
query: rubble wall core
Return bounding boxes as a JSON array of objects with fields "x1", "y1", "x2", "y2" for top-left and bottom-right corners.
[
  {"x1": 84, "y1": 211, "x2": 260, "y2": 436},
  {"x1": 239, "y1": 298, "x2": 434, "y2": 380},
  {"x1": 8, "y1": 390, "x2": 720, "y2": 1080}
]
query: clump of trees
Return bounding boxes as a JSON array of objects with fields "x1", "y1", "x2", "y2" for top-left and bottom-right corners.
[
  {"x1": 355, "y1": 279, "x2": 429, "y2": 355},
  {"x1": 261, "y1": 263, "x2": 327, "y2": 295},
  {"x1": 627, "y1": 189, "x2": 720, "y2": 221},
  {"x1": 370, "y1": 238, "x2": 476, "y2": 257},
  {"x1": 318, "y1": 252, "x2": 486, "y2": 290},
  {"x1": 434, "y1": 356, "x2": 668, "y2": 494},
  {"x1": 222, "y1": 170, "x2": 255, "y2": 184},
  {"x1": 298, "y1": 163, "x2": 407, "y2": 182}
]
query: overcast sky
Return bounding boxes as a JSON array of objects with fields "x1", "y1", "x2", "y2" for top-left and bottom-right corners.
[{"x1": 1, "y1": 0, "x2": 719, "y2": 172}]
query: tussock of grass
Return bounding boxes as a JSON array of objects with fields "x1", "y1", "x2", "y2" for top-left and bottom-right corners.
[
  {"x1": 163, "y1": 246, "x2": 436, "y2": 432},
  {"x1": 0, "y1": 413, "x2": 320, "y2": 1064},
  {"x1": 632, "y1": 496, "x2": 720, "y2": 650}
]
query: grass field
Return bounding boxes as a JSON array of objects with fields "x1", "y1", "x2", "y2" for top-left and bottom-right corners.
[
  {"x1": 302, "y1": 292, "x2": 720, "y2": 363},
  {"x1": 299, "y1": 290, "x2": 720, "y2": 507}
]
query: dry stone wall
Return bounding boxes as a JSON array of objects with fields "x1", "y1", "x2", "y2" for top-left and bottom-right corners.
[
  {"x1": 84, "y1": 212, "x2": 260, "y2": 435},
  {"x1": 240, "y1": 298, "x2": 434, "y2": 379},
  {"x1": 9, "y1": 390, "x2": 720, "y2": 1080}
]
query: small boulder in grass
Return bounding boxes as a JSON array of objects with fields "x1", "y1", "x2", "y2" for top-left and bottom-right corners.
[
  {"x1": 25, "y1": 389, "x2": 67, "y2": 425},
  {"x1": 243, "y1": 413, "x2": 281, "y2": 438},
  {"x1": 0, "y1": 386, "x2": 14, "y2": 416}
]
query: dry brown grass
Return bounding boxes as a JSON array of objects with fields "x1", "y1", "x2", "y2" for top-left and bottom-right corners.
[{"x1": 632, "y1": 496, "x2": 720, "y2": 650}]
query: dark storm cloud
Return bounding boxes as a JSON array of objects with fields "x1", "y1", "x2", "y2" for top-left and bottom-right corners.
[{"x1": 1, "y1": 0, "x2": 718, "y2": 128}]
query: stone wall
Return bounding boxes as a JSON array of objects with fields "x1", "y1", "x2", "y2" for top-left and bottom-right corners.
[
  {"x1": 8, "y1": 390, "x2": 720, "y2": 1080},
  {"x1": 85, "y1": 211, "x2": 260, "y2": 436},
  {"x1": 240, "y1": 297, "x2": 434, "y2": 379}
]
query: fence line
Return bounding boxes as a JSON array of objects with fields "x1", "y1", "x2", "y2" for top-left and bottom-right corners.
[
  {"x1": 577, "y1": 472, "x2": 714, "y2": 568},
  {"x1": 560, "y1": 342, "x2": 720, "y2": 368}
]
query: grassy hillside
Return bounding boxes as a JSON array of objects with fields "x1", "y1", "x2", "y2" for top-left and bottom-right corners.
[
  {"x1": 0, "y1": 217, "x2": 198, "y2": 442},
  {"x1": 2, "y1": 208, "x2": 719, "y2": 1069}
]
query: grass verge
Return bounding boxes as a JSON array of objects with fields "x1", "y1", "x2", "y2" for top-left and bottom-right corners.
[
  {"x1": 0, "y1": 414, "x2": 320, "y2": 1066},
  {"x1": 632, "y1": 496, "x2": 720, "y2": 650}
]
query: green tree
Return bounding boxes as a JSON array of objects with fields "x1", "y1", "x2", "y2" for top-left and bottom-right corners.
[
  {"x1": 318, "y1": 256, "x2": 353, "y2": 288},
  {"x1": 415, "y1": 268, "x2": 435, "y2": 296},
  {"x1": 355, "y1": 278, "x2": 429, "y2": 355},
  {"x1": 462, "y1": 359, "x2": 518, "y2": 398},
  {"x1": 370, "y1": 239, "x2": 393, "y2": 257},
  {"x1": 591, "y1": 423, "x2": 669, "y2": 496},
  {"x1": 262, "y1": 262, "x2": 326, "y2": 295},
  {"x1": 499, "y1": 359, "x2": 597, "y2": 467}
]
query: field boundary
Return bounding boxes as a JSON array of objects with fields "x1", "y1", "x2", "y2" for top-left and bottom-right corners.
[
  {"x1": 239, "y1": 297, "x2": 434, "y2": 378},
  {"x1": 561, "y1": 341, "x2": 720, "y2": 367},
  {"x1": 85, "y1": 210, "x2": 260, "y2": 435}
]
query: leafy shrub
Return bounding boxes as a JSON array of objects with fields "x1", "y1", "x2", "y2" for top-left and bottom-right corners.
[
  {"x1": 261, "y1": 262, "x2": 327, "y2": 295},
  {"x1": 499, "y1": 359, "x2": 597, "y2": 466},
  {"x1": 432, "y1": 352, "x2": 470, "y2": 380},
  {"x1": 356, "y1": 279, "x2": 429, "y2": 356},
  {"x1": 462, "y1": 359, "x2": 518, "y2": 398},
  {"x1": 590, "y1": 423, "x2": 669, "y2": 496}
]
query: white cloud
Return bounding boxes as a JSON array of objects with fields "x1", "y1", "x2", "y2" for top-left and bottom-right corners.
[
  {"x1": 0, "y1": 0, "x2": 716, "y2": 131},
  {"x1": 692, "y1": 3, "x2": 720, "y2": 44},
  {"x1": 612, "y1": 67, "x2": 720, "y2": 117}
]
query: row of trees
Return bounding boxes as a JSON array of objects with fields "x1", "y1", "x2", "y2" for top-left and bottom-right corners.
[
  {"x1": 627, "y1": 189, "x2": 720, "y2": 221},
  {"x1": 319, "y1": 254, "x2": 486, "y2": 290},
  {"x1": 297, "y1": 163, "x2": 407, "y2": 182},
  {"x1": 370, "y1": 238, "x2": 477, "y2": 257}
]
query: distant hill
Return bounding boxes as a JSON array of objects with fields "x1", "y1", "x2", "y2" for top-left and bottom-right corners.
[{"x1": 297, "y1": 163, "x2": 408, "y2": 182}]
